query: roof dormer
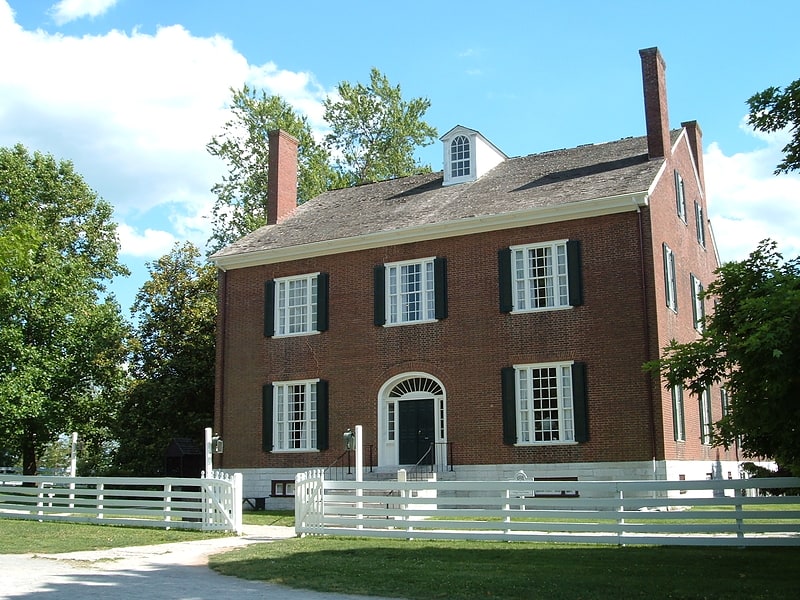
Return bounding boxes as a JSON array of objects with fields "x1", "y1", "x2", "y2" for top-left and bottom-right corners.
[{"x1": 441, "y1": 125, "x2": 507, "y2": 186}]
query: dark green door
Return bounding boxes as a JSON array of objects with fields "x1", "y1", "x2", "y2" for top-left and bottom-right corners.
[{"x1": 398, "y1": 399, "x2": 435, "y2": 465}]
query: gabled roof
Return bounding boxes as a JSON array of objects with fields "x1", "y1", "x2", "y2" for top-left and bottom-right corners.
[{"x1": 212, "y1": 133, "x2": 674, "y2": 269}]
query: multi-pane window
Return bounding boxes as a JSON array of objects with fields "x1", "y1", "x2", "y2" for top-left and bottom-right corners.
[
  {"x1": 663, "y1": 243, "x2": 678, "y2": 312},
  {"x1": 691, "y1": 274, "x2": 705, "y2": 332},
  {"x1": 511, "y1": 241, "x2": 569, "y2": 311},
  {"x1": 387, "y1": 258, "x2": 435, "y2": 324},
  {"x1": 671, "y1": 384, "x2": 685, "y2": 441},
  {"x1": 450, "y1": 135, "x2": 471, "y2": 178},
  {"x1": 273, "y1": 380, "x2": 318, "y2": 451},
  {"x1": 275, "y1": 274, "x2": 318, "y2": 336},
  {"x1": 674, "y1": 170, "x2": 687, "y2": 222},
  {"x1": 720, "y1": 388, "x2": 729, "y2": 417},
  {"x1": 516, "y1": 363, "x2": 575, "y2": 444},
  {"x1": 695, "y1": 201, "x2": 706, "y2": 247},
  {"x1": 699, "y1": 385, "x2": 713, "y2": 445}
]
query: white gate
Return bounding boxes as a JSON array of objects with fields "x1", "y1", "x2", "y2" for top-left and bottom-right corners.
[{"x1": 0, "y1": 471, "x2": 242, "y2": 534}]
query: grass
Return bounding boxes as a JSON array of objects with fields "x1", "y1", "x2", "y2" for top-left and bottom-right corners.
[
  {"x1": 209, "y1": 536, "x2": 800, "y2": 600},
  {"x1": 0, "y1": 518, "x2": 226, "y2": 554},
  {"x1": 242, "y1": 509, "x2": 294, "y2": 527}
]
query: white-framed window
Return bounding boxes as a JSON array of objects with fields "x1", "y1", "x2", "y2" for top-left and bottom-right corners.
[
  {"x1": 512, "y1": 241, "x2": 569, "y2": 311},
  {"x1": 273, "y1": 379, "x2": 318, "y2": 451},
  {"x1": 386, "y1": 258, "x2": 435, "y2": 325},
  {"x1": 268, "y1": 272, "x2": 327, "y2": 337},
  {"x1": 695, "y1": 201, "x2": 706, "y2": 247},
  {"x1": 690, "y1": 274, "x2": 705, "y2": 332},
  {"x1": 674, "y1": 170, "x2": 687, "y2": 222},
  {"x1": 450, "y1": 135, "x2": 471, "y2": 178},
  {"x1": 720, "y1": 387, "x2": 729, "y2": 417},
  {"x1": 699, "y1": 385, "x2": 713, "y2": 445},
  {"x1": 671, "y1": 383, "x2": 685, "y2": 441},
  {"x1": 663, "y1": 243, "x2": 678, "y2": 312},
  {"x1": 515, "y1": 362, "x2": 576, "y2": 444}
]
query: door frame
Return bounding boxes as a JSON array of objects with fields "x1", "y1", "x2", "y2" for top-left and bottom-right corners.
[{"x1": 377, "y1": 372, "x2": 447, "y2": 467}]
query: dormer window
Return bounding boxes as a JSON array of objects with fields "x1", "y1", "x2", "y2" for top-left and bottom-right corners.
[
  {"x1": 450, "y1": 136, "x2": 471, "y2": 178},
  {"x1": 441, "y1": 125, "x2": 507, "y2": 187}
]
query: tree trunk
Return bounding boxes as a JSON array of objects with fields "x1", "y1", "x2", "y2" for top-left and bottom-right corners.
[{"x1": 21, "y1": 430, "x2": 37, "y2": 475}]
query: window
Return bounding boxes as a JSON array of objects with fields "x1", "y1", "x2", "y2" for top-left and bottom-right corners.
[
  {"x1": 690, "y1": 274, "x2": 705, "y2": 332},
  {"x1": 695, "y1": 201, "x2": 706, "y2": 247},
  {"x1": 674, "y1": 170, "x2": 687, "y2": 222},
  {"x1": 699, "y1": 385, "x2": 713, "y2": 445},
  {"x1": 671, "y1": 384, "x2": 685, "y2": 441},
  {"x1": 501, "y1": 362, "x2": 588, "y2": 445},
  {"x1": 450, "y1": 135, "x2": 471, "y2": 178},
  {"x1": 264, "y1": 273, "x2": 328, "y2": 337},
  {"x1": 720, "y1": 387, "x2": 729, "y2": 417},
  {"x1": 374, "y1": 257, "x2": 447, "y2": 326},
  {"x1": 663, "y1": 243, "x2": 678, "y2": 312},
  {"x1": 262, "y1": 379, "x2": 328, "y2": 452},
  {"x1": 498, "y1": 240, "x2": 582, "y2": 312}
]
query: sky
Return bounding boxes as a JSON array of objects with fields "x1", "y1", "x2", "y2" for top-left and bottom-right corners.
[{"x1": 2, "y1": 0, "x2": 799, "y2": 316}]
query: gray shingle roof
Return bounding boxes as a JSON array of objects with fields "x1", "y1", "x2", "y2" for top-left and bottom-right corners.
[{"x1": 212, "y1": 133, "x2": 669, "y2": 260}]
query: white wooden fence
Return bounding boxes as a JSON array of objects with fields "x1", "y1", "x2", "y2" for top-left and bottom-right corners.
[
  {"x1": 0, "y1": 470, "x2": 242, "y2": 534},
  {"x1": 295, "y1": 470, "x2": 800, "y2": 546}
]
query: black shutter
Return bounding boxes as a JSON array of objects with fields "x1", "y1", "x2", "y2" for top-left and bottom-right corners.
[
  {"x1": 498, "y1": 248, "x2": 513, "y2": 313},
  {"x1": 434, "y1": 257, "x2": 448, "y2": 320},
  {"x1": 501, "y1": 367, "x2": 517, "y2": 445},
  {"x1": 572, "y1": 362, "x2": 589, "y2": 442},
  {"x1": 373, "y1": 264, "x2": 386, "y2": 326},
  {"x1": 567, "y1": 240, "x2": 583, "y2": 307},
  {"x1": 316, "y1": 379, "x2": 329, "y2": 451},
  {"x1": 316, "y1": 273, "x2": 329, "y2": 332},
  {"x1": 262, "y1": 384, "x2": 273, "y2": 452},
  {"x1": 264, "y1": 280, "x2": 275, "y2": 337}
]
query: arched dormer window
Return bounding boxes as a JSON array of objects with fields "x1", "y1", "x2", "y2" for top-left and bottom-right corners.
[{"x1": 450, "y1": 135, "x2": 471, "y2": 178}]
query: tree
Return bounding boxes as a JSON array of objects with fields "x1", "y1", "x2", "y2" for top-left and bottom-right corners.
[
  {"x1": 0, "y1": 144, "x2": 129, "y2": 474},
  {"x1": 206, "y1": 85, "x2": 334, "y2": 253},
  {"x1": 647, "y1": 241, "x2": 800, "y2": 474},
  {"x1": 111, "y1": 242, "x2": 216, "y2": 476},
  {"x1": 747, "y1": 78, "x2": 800, "y2": 174},
  {"x1": 323, "y1": 67, "x2": 438, "y2": 186}
]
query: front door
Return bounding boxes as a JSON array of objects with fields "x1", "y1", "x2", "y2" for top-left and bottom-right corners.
[{"x1": 398, "y1": 398, "x2": 435, "y2": 465}]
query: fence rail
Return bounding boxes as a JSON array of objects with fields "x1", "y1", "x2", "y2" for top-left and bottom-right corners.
[
  {"x1": 0, "y1": 471, "x2": 242, "y2": 534},
  {"x1": 295, "y1": 471, "x2": 800, "y2": 546}
]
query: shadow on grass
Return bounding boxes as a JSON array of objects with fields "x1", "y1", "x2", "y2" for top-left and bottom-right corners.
[{"x1": 210, "y1": 537, "x2": 800, "y2": 600}]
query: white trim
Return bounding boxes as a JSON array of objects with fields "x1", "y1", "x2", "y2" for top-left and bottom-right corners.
[
  {"x1": 213, "y1": 193, "x2": 649, "y2": 270},
  {"x1": 377, "y1": 372, "x2": 447, "y2": 467}
]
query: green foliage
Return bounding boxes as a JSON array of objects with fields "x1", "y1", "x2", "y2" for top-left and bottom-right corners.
[
  {"x1": 206, "y1": 86, "x2": 334, "y2": 253},
  {"x1": 747, "y1": 78, "x2": 800, "y2": 173},
  {"x1": 0, "y1": 144, "x2": 129, "y2": 475},
  {"x1": 647, "y1": 240, "x2": 800, "y2": 473},
  {"x1": 111, "y1": 242, "x2": 216, "y2": 476},
  {"x1": 323, "y1": 67, "x2": 438, "y2": 186}
]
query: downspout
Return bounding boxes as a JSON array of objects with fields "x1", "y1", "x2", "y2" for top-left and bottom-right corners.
[{"x1": 638, "y1": 206, "x2": 660, "y2": 475}]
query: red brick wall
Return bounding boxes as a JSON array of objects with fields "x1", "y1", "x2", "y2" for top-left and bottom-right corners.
[
  {"x1": 216, "y1": 208, "x2": 690, "y2": 470},
  {"x1": 646, "y1": 131, "x2": 735, "y2": 464}
]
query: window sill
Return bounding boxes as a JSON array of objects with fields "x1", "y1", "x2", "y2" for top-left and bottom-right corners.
[
  {"x1": 514, "y1": 441, "x2": 578, "y2": 447},
  {"x1": 272, "y1": 330, "x2": 321, "y2": 339},
  {"x1": 383, "y1": 318, "x2": 438, "y2": 328},
  {"x1": 270, "y1": 448, "x2": 321, "y2": 454},
  {"x1": 510, "y1": 305, "x2": 573, "y2": 315}
]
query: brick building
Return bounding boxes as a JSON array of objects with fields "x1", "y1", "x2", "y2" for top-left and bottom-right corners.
[{"x1": 211, "y1": 47, "x2": 738, "y2": 505}]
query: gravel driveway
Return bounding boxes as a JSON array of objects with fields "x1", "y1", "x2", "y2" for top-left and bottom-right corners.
[{"x1": 0, "y1": 525, "x2": 398, "y2": 600}]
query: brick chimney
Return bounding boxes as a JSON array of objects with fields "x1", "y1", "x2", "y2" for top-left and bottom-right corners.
[
  {"x1": 267, "y1": 129, "x2": 299, "y2": 225},
  {"x1": 639, "y1": 47, "x2": 670, "y2": 160},
  {"x1": 681, "y1": 120, "x2": 704, "y2": 183}
]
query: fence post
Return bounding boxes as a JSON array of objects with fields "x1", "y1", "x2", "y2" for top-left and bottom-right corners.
[
  {"x1": 735, "y1": 498, "x2": 745, "y2": 546},
  {"x1": 233, "y1": 472, "x2": 243, "y2": 535},
  {"x1": 164, "y1": 482, "x2": 171, "y2": 525},
  {"x1": 617, "y1": 488, "x2": 625, "y2": 546},
  {"x1": 97, "y1": 482, "x2": 104, "y2": 521}
]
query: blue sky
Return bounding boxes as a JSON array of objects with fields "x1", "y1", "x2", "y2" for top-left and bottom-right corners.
[{"x1": 2, "y1": 0, "x2": 799, "y2": 316}]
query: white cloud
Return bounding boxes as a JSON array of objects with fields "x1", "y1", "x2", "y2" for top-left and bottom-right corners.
[
  {"x1": 49, "y1": 0, "x2": 118, "y2": 25},
  {"x1": 0, "y1": 0, "x2": 331, "y2": 266},
  {"x1": 704, "y1": 126, "x2": 800, "y2": 263},
  {"x1": 116, "y1": 224, "x2": 177, "y2": 258}
]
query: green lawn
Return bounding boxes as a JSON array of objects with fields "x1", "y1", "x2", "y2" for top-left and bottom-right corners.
[
  {"x1": 0, "y1": 518, "x2": 226, "y2": 554},
  {"x1": 209, "y1": 536, "x2": 800, "y2": 600}
]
